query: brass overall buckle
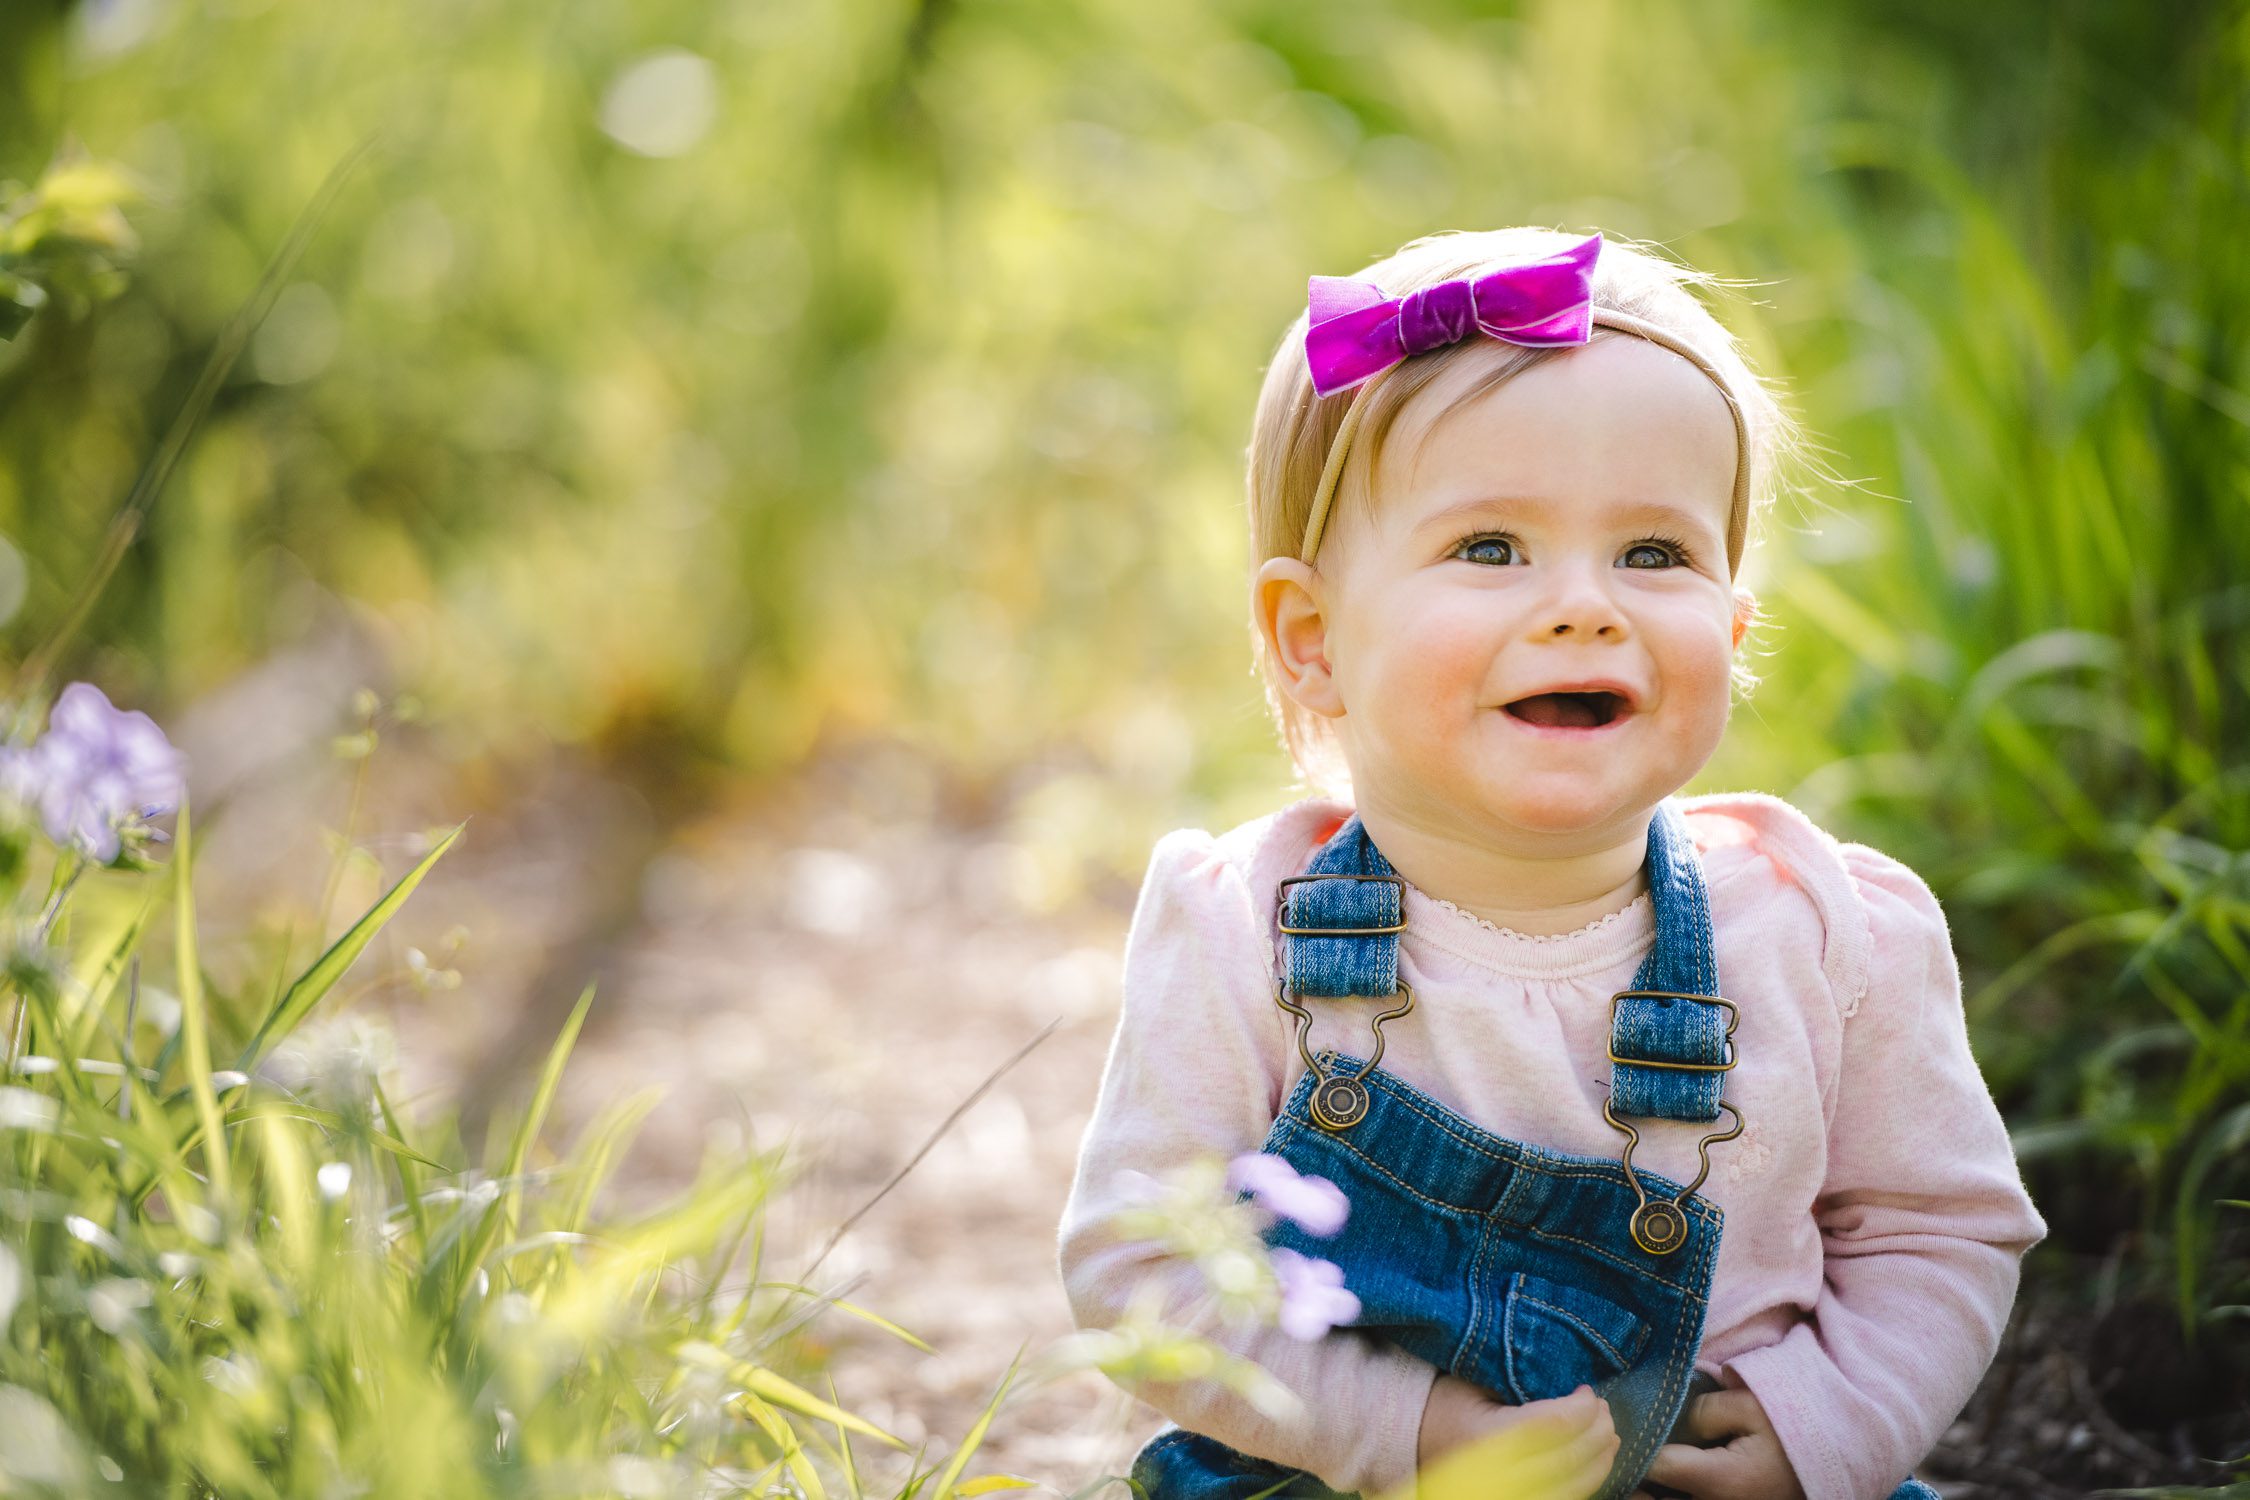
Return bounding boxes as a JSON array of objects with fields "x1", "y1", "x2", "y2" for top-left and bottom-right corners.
[
  {"x1": 1272, "y1": 874, "x2": 1411, "y2": 1132},
  {"x1": 1274, "y1": 979, "x2": 1413, "y2": 1132},
  {"x1": 1603, "y1": 990, "x2": 1744, "y2": 1256},
  {"x1": 1276, "y1": 873, "x2": 1407, "y2": 935}
]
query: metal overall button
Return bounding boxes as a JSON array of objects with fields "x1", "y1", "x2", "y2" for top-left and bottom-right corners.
[
  {"x1": 1274, "y1": 978, "x2": 1413, "y2": 1133},
  {"x1": 1310, "y1": 1074, "x2": 1370, "y2": 1131},
  {"x1": 1273, "y1": 869, "x2": 1413, "y2": 1135},
  {"x1": 1603, "y1": 989, "x2": 1744, "y2": 1256}
]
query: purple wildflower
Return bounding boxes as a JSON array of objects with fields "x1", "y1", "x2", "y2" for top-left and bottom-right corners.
[
  {"x1": 1226, "y1": 1151, "x2": 1348, "y2": 1238},
  {"x1": 4, "y1": 683, "x2": 186, "y2": 862},
  {"x1": 1270, "y1": 1248, "x2": 1360, "y2": 1340}
]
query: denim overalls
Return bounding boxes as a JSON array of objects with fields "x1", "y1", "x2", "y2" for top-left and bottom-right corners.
[{"x1": 1130, "y1": 801, "x2": 1941, "y2": 1500}]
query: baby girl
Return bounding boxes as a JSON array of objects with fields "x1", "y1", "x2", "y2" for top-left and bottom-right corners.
[{"x1": 1055, "y1": 228, "x2": 2046, "y2": 1500}]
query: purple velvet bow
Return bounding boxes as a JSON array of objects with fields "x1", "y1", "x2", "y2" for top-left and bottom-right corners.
[{"x1": 1304, "y1": 231, "x2": 1604, "y2": 398}]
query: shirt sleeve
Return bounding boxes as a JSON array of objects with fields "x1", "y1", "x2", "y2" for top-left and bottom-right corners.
[
  {"x1": 1720, "y1": 844, "x2": 2048, "y2": 1500},
  {"x1": 1055, "y1": 827, "x2": 1439, "y2": 1496}
]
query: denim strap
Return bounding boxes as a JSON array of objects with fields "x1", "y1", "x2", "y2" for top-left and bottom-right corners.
[
  {"x1": 1608, "y1": 800, "x2": 1729, "y2": 1124},
  {"x1": 1278, "y1": 817, "x2": 1404, "y2": 999},
  {"x1": 1280, "y1": 801, "x2": 1727, "y2": 1122}
]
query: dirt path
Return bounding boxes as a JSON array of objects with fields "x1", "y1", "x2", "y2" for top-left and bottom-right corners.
[{"x1": 334, "y1": 741, "x2": 1165, "y2": 1489}]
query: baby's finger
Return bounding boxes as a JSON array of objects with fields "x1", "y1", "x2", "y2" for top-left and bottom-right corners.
[
  {"x1": 1443, "y1": 1395, "x2": 1616, "y2": 1500},
  {"x1": 1512, "y1": 1405, "x2": 1620, "y2": 1499},
  {"x1": 1528, "y1": 1385, "x2": 1611, "y2": 1431},
  {"x1": 1507, "y1": 1394, "x2": 1614, "y2": 1457},
  {"x1": 1510, "y1": 1439, "x2": 1617, "y2": 1500},
  {"x1": 1642, "y1": 1438, "x2": 1736, "y2": 1496},
  {"x1": 1675, "y1": 1388, "x2": 1762, "y2": 1444}
]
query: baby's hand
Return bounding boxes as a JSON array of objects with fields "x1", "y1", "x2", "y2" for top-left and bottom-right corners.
[
  {"x1": 1415, "y1": 1374, "x2": 1618, "y2": 1500},
  {"x1": 1629, "y1": 1387, "x2": 1807, "y2": 1500}
]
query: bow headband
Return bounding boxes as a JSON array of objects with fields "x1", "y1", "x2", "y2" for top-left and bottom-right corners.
[{"x1": 1297, "y1": 231, "x2": 1752, "y2": 573}]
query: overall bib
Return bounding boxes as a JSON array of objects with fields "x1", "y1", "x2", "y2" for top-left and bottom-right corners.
[{"x1": 1129, "y1": 802, "x2": 1941, "y2": 1500}]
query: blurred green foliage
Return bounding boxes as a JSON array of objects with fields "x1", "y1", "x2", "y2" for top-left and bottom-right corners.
[
  {"x1": 0, "y1": 0, "x2": 2245, "y2": 1438},
  {"x1": 0, "y1": 777, "x2": 1028, "y2": 1496},
  {"x1": 0, "y1": 146, "x2": 136, "y2": 338}
]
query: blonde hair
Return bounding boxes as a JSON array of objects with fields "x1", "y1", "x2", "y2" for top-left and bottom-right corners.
[{"x1": 1246, "y1": 226, "x2": 1806, "y2": 798}]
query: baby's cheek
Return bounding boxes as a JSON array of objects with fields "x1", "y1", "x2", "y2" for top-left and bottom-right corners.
[
  {"x1": 1665, "y1": 627, "x2": 1739, "y2": 740},
  {"x1": 1377, "y1": 612, "x2": 1495, "y2": 717}
]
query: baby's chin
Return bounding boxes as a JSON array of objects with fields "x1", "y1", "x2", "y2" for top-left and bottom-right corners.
[{"x1": 1447, "y1": 769, "x2": 1677, "y2": 842}]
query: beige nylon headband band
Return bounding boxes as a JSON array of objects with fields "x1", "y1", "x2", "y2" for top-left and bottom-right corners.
[{"x1": 1297, "y1": 307, "x2": 1753, "y2": 574}]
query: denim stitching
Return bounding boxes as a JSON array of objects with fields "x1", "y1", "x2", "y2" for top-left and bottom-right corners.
[
  {"x1": 1508, "y1": 1222, "x2": 1710, "y2": 1287},
  {"x1": 1326, "y1": 1056, "x2": 1544, "y2": 1168},
  {"x1": 1382, "y1": 859, "x2": 1398, "y2": 994},
  {"x1": 1330, "y1": 1057, "x2": 1722, "y2": 1214},
  {"x1": 1456, "y1": 1212, "x2": 1495, "y2": 1377},
  {"x1": 1306, "y1": 1054, "x2": 1722, "y2": 1244},
  {"x1": 1280, "y1": 1112, "x2": 1703, "y2": 1291},
  {"x1": 1273, "y1": 1110, "x2": 1470, "y2": 1218},
  {"x1": 1499, "y1": 1279, "x2": 1527, "y2": 1404},
  {"x1": 1612, "y1": 1216, "x2": 1719, "y2": 1496},
  {"x1": 1512, "y1": 1290, "x2": 1645, "y2": 1368},
  {"x1": 1693, "y1": 870, "x2": 1715, "y2": 996}
]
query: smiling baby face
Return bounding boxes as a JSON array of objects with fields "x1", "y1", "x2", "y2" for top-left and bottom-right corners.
[{"x1": 1261, "y1": 332, "x2": 1754, "y2": 844}]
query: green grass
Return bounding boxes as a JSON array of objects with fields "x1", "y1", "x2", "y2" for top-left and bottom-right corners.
[{"x1": 0, "y1": 795, "x2": 1025, "y2": 1498}]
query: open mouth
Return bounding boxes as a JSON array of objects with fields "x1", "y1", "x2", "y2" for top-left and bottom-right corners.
[{"x1": 1503, "y1": 691, "x2": 1628, "y2": 729}]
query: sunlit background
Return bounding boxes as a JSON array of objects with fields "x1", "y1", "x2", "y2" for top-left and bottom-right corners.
[{"x1": 2, "y1": 0, "x2": 2246, "y2": 1491}]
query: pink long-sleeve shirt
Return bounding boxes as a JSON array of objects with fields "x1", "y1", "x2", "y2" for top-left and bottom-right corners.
[{"x1": 1056, "y1": 790, "x2": 2046, "y2": 1500}]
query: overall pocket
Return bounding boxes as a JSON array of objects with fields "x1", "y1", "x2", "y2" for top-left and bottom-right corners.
[{"x1": 1494, "y1": 1271, "x2": 1653, "y2": 1405}]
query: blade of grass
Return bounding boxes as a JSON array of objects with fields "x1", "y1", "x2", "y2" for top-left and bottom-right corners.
[
  {"x1": 220, "y1": 1100, "x2": 445, "y2": 1170},
  {"x1": 799, "y1": 1018, "x2": 1057, "y2": 1284},
  {"x1": 735, "y1": 1393, "x2": 828, "y2": 1500},
  {"x1": 372, "y1": 1072, "x2": 432, "y2": 1248},
  {"x1": 928, "y1": 1348, "x2": 1021, "y2": 1500},
  {"x1": 172, "y1": 794, "x2": 231, "y2": 1202},
  {"x1": 730, "y1": 1361, "x2": 901, "y2": 1448},
  {"x1": 236, "y1": 821, "x2": 464, "y2": 1072},
  {"x1": 827, "y1": 1374, "x2": 862, "y2": 1500},
  {"x1": 556, "y1": 1088, "x2": 661, "y2": 1233},
  {"x1": 756, "y1": 1282, "x2": 935, "y2": 1353},
  {"x1": 454, "y1": 981, "x2": 595, "y2": 1295},
  {"x1": 62, "y1": 891, "x2": 154, "y2": 1062}
]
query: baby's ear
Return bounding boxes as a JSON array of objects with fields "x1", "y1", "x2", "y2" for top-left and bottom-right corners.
[
  {"x1": 1255, "y1": 556, "x2": 1344, "y2": 718},
  {"x1": 1730, "y1": 588, "x2": 1759, "y2": 650}
]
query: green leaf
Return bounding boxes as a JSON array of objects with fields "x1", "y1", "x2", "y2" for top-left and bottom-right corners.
[
  {"x1": 733, "y1": 1362, "x2": 901, "y2": 1448},
  {"x1": 930, "y1": 1350, "x2": 1020, "y2": 1500},
  {"x1": 758, "y1": 1281, "x2": 936, "y2": 1353},
  {"x1": 503, "y1": 982, "x2": 595, "y2": 1203},
  {"x1": 827, "y1": 1374, "x2": 864, "y2": 1500},
  {"x1": 173, "y1": 794, "x2": 231, "y2": 1202},
  {"x1": 734, "y1": 1392, "x2": 828, "y2": 1500},
  {"x1": 0, "y1": 273, "x2": 42, "y2": 340},
  {"x1": 237, "y1": 822, "x2": 464, "y2": 1071},
  {"x1": 373, "y1": 1072, "x2": 432, "y2": 1248},
  {"x1": 62, "y1": 893, "x2": 155, "y2": 1063},
  {"x1": 222, "y1": 1100, "x2": 445, "y2": 1170}
]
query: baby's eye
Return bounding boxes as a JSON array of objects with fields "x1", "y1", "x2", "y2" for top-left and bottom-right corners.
[
  {"x1": 1621, "y1": 539, "x2": 1687, "y2": 569},
  {"x1": 1453, "y1": 533, "x2": 1521, "y2": 566}
]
